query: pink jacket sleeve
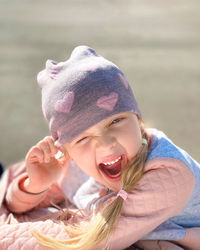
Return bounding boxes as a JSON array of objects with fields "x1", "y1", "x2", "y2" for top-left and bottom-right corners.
[
  {"x1": 136, "y1": 230, "x2": 200, "y2": 250},
  {"x1": 99, "y1": 159, "x2": 195, "y2": 250},
  {"x1": 0, "y1": 219, "x2": 69, "y2": 249},
  {"x1": 5, "y1": 162, "x2": 66, "y2": 213}
]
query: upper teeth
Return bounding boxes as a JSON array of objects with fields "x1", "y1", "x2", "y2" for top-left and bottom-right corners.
[{"x1": 103, "y1": 156, "x2": 121, "y2": 165}]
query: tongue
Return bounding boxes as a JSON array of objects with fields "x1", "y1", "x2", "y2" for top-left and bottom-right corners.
[{"x1": 102, "y1": 161, "x2": 121, "y2": 175}]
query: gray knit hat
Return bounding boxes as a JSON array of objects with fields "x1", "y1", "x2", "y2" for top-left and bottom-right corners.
[{"x1": 37, "y1": 46, "x2": 141, "y2": 146}]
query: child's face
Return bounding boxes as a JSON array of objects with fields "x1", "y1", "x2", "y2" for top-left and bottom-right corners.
[{"x1": 64, "y1": 112, "x2": 142, "y2": 191}]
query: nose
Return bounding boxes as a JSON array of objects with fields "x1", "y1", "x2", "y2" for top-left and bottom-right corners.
[{"x1": 96, "y1": 134, "x2": 116, "y2": 150}]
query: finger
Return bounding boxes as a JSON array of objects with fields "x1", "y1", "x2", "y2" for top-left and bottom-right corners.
[
  {"x1": 26, "y1": 146, "x2": 44, "y2": 163},
  {"x1": 46, "y1": 137, "x2": 59, "y2": 156},
  {"x1": 38, "y1": 140, "x2": 51, "y2": 163},
  {"x1": 57, "y1": 148, "x2": 71, "y2": 167},
  {"x1": 59, "y1": 145, "x2": 71, "y2": 160},
  {"x1": 55, "y1": 150, "x2": 64, "y2": 160}
]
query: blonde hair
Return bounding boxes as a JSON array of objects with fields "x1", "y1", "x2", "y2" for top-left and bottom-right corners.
[{"x1": 32, "y1": 130, "x2": 149, "y2": 250}]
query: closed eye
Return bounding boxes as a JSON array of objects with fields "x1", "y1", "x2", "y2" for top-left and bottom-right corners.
[{"x1": 76, "y1": 136, "x2": 89, "y2": 144}]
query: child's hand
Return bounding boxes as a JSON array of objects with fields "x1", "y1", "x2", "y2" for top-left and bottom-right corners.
[{"x1": 24, "y1": 136, "x2": 69, "y2": 193}]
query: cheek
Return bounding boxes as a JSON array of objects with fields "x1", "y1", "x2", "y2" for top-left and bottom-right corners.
[
  {"x1": 120, "y1": 126, "x2": 141, "y2": 159},
  {"x1": 74, "y1": 157, "x2": 97, "y2": 179},
  {"x1": 67, "y1": 145, "x2": 96, "y2": 174},
  {"x1": 126, "y1": 138, "x2": 140, "y2": 158}
]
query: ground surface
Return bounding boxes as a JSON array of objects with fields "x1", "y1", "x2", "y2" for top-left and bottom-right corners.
[{"x1": 0, "y1": 0, "x2": 200, "y2": 167}]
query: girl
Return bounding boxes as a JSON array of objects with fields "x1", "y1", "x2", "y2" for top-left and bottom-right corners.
[{"x1": 4, "y1": 46, "x2": 200, "y2": 249}]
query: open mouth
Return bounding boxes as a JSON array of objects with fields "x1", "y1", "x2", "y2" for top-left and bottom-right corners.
[{"x1": 99, "y1": 155, "x2": 123, "y2": 181}]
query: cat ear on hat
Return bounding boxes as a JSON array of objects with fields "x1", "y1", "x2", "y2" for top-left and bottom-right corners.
[
  {"x1": 70, "y1": 45, "x2": 99, "y2": 60},
  {"x1": 37, "y1": 59, "x2": 64, "y2": 88}
]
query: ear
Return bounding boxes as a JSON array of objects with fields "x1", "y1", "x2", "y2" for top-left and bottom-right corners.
[{"x1": 137, "y1": 117, "x2": 144, "y2": 130}]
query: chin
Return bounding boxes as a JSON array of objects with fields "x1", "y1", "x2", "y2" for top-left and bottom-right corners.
[{"x1": 105, "y1": 181, "x2": 121, "y2": 192}]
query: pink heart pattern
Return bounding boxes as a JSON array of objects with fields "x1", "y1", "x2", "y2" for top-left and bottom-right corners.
[
  {"x1": 55, "y1": 91, "x2": 74, "y2": 113},
  {"x1": 118, "y1": 73, "x2": 129, "y2": 89},
  {"x1": 97, "y1": 92, "x2": 118, "y2": 111}
]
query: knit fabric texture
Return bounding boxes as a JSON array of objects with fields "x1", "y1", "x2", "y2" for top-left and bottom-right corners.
[{"x1": 37, "y1": 45, "x2": 141, "y2": 146}]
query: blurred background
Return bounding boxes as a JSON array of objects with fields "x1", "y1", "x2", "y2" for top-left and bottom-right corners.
[{"x1": 0, "y1": 0, "x2": 200, "y2": 168}]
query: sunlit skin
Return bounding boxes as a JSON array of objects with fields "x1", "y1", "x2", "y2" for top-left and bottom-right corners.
[
  {"x1": 23, "y1": 112, "x2": 142, "y2": 193},
  {"x1": 64, "y1": 112, "x2": 142, "y2": 191}
]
